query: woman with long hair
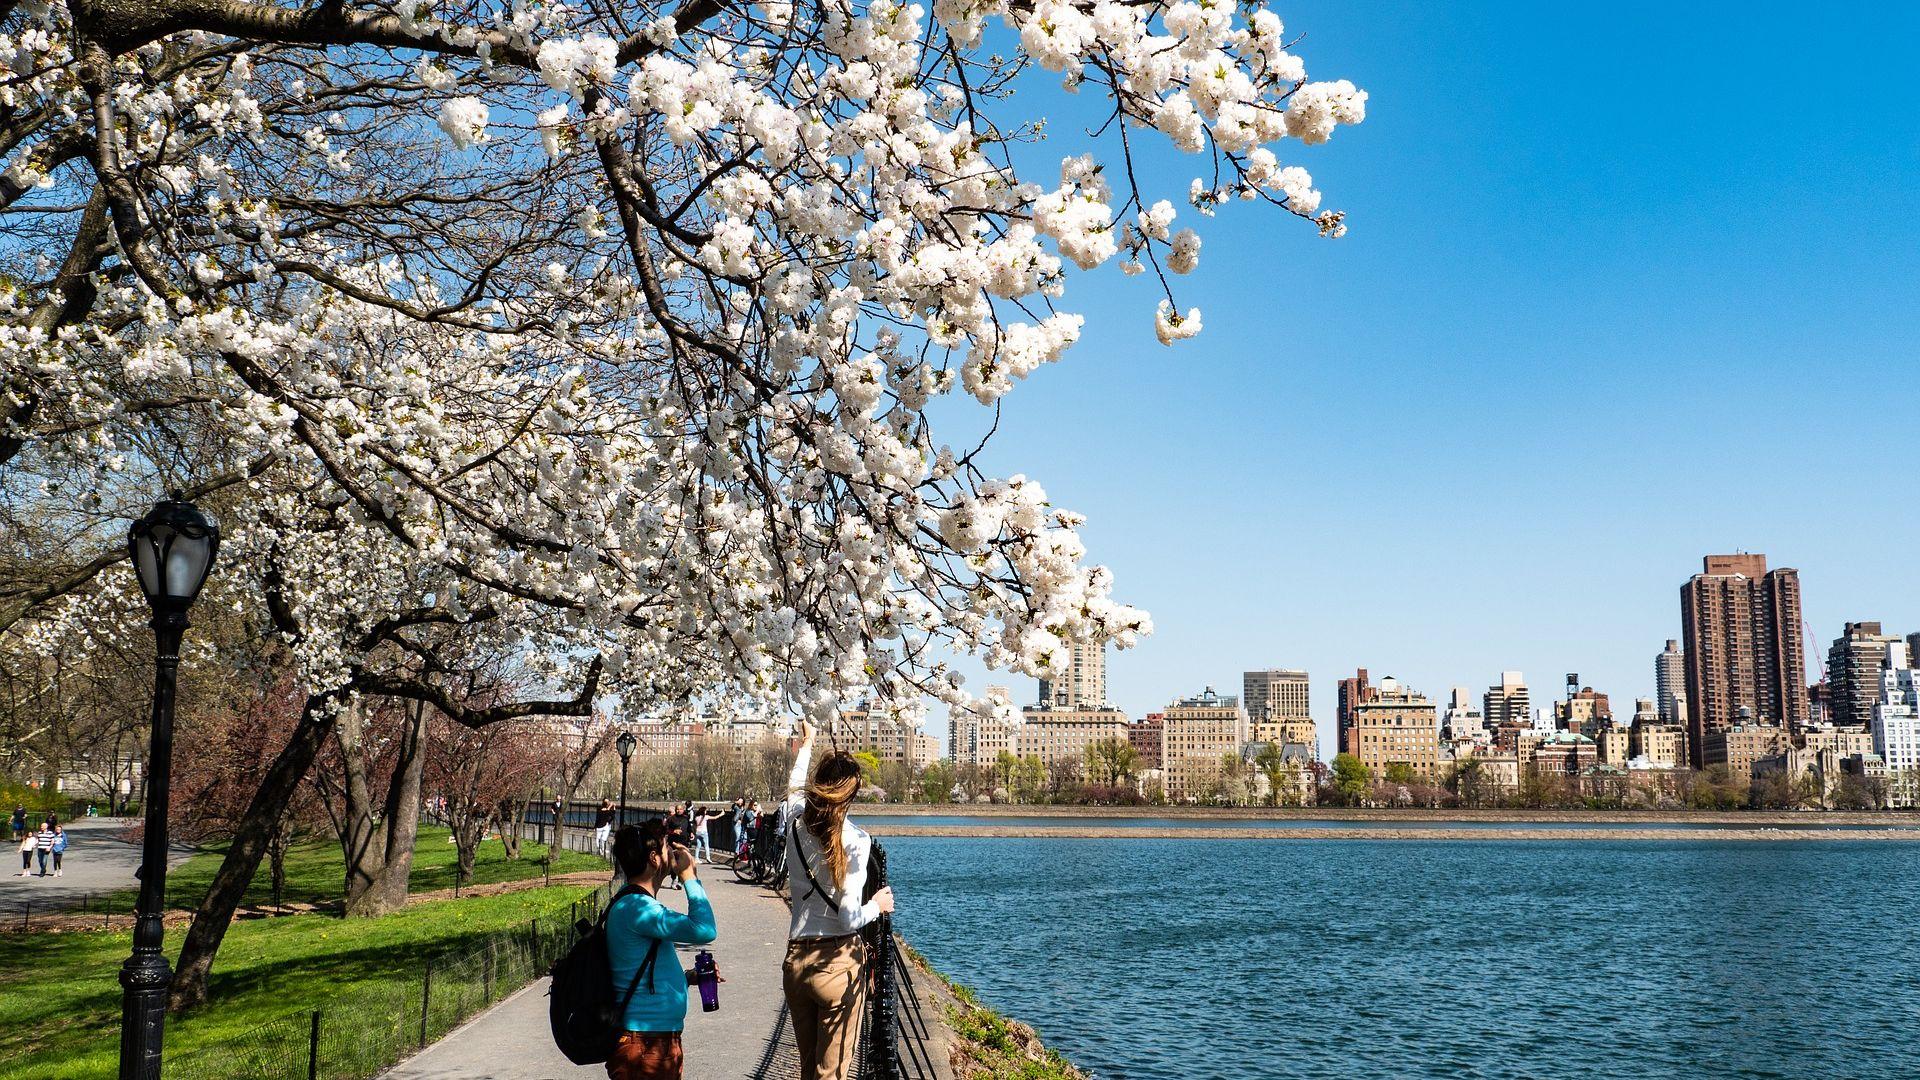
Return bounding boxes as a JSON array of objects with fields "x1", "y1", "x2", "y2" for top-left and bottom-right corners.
[{"x1": 781, "y1": 720, "x2": 895, "y2": 1080}]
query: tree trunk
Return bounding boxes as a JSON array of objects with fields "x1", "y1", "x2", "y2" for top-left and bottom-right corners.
[
  {"x1": 338, "y1": 698, "x2": 426, "y2": 918},
  {"x1": 170, "y1": 694, "x2": 337, "y2": 1011},
  {"x1": 454, "y1": 818, "x2": 483, "y2": 885},
  {"x1": 495, "y1": 797, "x2": 522, "y2": 860}
]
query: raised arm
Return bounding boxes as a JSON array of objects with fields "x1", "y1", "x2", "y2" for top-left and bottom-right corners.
[{"x1": 786, "y1": 721, "x2": 815, "y2": 806}]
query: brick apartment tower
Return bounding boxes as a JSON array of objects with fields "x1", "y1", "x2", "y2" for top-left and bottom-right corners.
[
  {"x1": 1336, "y1": 668, "x2": 1376, "y2": 757},
  {"x1": 1680, "y1": 554, "x2": 1810, "y2": 766}
]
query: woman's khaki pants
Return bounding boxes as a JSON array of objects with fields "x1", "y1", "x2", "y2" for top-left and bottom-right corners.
[{"x1": 782, "y1": 935, "x2": 867, "y2": 1080}]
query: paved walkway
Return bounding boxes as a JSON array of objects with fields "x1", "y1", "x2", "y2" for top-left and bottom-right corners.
[
  {"x1": 0, "y1": 818, "x2": 196, "y2": 920},
  {"x1": 384, "y1": 869, "x2": 798, "y2": 1080}
]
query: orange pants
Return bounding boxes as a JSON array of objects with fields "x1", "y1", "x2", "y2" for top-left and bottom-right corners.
[
  {"x1": 782, "y1": 935, "x2": 867, "y2": 1080},
  {"x1": 606, "y1": 1030, "x2": 682, "y2": 1080}
]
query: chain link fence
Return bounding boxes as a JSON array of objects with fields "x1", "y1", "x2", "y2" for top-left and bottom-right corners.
[{"x1": 166, "y1": 883, "x2": 612, "y2": 1080}]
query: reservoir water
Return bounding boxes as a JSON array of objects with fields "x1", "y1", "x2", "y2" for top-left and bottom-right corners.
[{"x1": 883, "y1": 836, "x2": 1920, "y2": 1079}]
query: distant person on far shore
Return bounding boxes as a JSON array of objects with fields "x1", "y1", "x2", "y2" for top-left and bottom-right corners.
[
  {"x1": 781, "y1": 720, "x2": 895, "y2": 1080},
  {"x1": 50, "y1": 824, "x2": 66, "y2": 877}
]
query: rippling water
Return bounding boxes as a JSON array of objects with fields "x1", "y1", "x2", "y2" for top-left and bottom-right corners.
[
  {"x1": 868, "y1": 815, "x2": 1919, "y2": 831},
  {"x1": 882, "y1": 837, "x2": 1920, "y2": 1079}
]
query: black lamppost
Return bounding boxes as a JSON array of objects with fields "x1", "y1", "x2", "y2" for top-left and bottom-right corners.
[
  {"x1": 614, "y1": 731, "x2": 637, "y2": 828},
  {"x1": 120, "y1": 497, "x2": 219, "y2": 1080}
]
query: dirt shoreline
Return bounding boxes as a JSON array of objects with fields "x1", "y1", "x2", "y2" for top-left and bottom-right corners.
[
  {"x1": 853, "y1": 805, "x2": 1920, "y2": 826},
  {"x1": 863, "y1": 824, "x2": 1920, "y2": 841}
]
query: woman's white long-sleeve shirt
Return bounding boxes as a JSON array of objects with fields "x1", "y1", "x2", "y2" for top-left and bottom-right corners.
[{"x1": 783, "y1": 743, "x2": 882, "y2": 939}]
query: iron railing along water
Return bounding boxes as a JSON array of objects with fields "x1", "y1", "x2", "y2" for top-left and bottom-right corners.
[{"x1": 857, "y1": 842, "x2": 940, "y2": 1080}]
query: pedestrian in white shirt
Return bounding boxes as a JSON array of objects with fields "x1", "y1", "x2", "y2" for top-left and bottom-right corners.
[{"x1": 780, "y1": 721, "x2": 895, "y2": 1080}]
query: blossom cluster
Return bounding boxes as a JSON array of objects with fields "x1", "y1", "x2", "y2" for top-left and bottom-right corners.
[{"x1": 0, "y1": 0, "x2": 1363, "y2": 724}]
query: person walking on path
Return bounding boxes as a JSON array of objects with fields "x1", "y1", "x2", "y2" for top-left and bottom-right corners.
[
  {"x1": 661, "y1": 804, "x2": 689, "y2": 890},
  {"x1": 50, "y1": 824, "x2": 66, "y2": 877},
  {"x1": 594, "y1": 799, "x2": 617, "y2": 855},
  {"x1": 16, "y1": 829, "x2": 32, "y2": 876},
  {"x1": 604, "y1": 820, "x2": 719, "y2": 1080},
  {"x1": 780, "y1": 721, "x2": 895, "y2": 1080},
  {"x1": 690, "y1": 806, "x2": 726, "y2": 864},
  {"x1": 34, "y1": 818, "x2": 56, "y2": 877},
  {"x1": 9, "y1": 806, "x2": 24, "y2": 841}
]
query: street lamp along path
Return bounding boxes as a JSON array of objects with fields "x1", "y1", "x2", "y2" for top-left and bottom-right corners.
[{"x1": 121, "y1": 497, "x2": 220, "y2": 1080}]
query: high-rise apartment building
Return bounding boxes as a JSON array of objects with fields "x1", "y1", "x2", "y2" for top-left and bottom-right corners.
[
  {"x1": 1442, "y1": 687, "x2": 1484, "y2": 742},
  {"x1": 949, "y1": 687, "x2": 1018, "y2": 767},
  {"x1": 1554, "y1": 687, "x2": 1612, "y2": 737},
  {"x1": 1243, "y1": 669, "x2": 1310, "y2": 723},
  {"x1": 1128, "y1": 715, "x2": 1165, "y2": 771},
  {"x1": 1350, "y1": 677, "x2": 1439, "y2": 780},
  {"x1": 1037, "y1": 640, "x2": 1107, "y2": 709},
  {"x1": 1828, "y1": 621, "x2": 1899, "y2": 731},
  {"x1": 1337, "y1": 669, "x2": 1377, "y2": 757},
  {"x1": 1483, "y1": 672, "x2": 1530, "y2": 732},
  {"x1": 1872, "y1": 643, "x2": 1920, "y2": 808},
  {"x1": 1654, "y1": 639, "x2": 1687, "y2": 727},
  {"x1": 1680, "y1": 553, "x2": 1810, "y2": 762},
  {"x1": 1161, "y1": 688, "x2": 1249, "y2": 801},
  {"x1": 1015, "y1": 706, "x2": 1130, "y2": 773}
]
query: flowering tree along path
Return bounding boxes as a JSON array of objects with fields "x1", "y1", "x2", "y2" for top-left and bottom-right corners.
[{"x1": 1, "y1": 0, "x2": 1366, "y2": 1007}]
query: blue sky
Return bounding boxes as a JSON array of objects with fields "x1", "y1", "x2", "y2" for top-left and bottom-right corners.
[{"x1": 936, "y1": 0, "x2": 1920, "y2": 753}]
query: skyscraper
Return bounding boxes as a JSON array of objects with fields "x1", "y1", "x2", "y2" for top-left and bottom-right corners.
[
  {"x1": 1483, "y1": 671, "x2": 1530, "y2": 731},
  {"x1": 1828, "y1": 621, "x2": 1898, "y2": 730},
  {"x1": 1336, "y1": 669, "x2": 1376, "y2": 757},
  {"x1": 1243, "y1": 669, "x2": 1310, "y2": 723},
  {"x1": 1350, "y1": 677, "x2": 1440, "y2": 780},
  {"x1": 1442, "y1": 687, "x2": 1484, "y2": 742},
  {"x1": 1873, "y1": 643, "x2": 1920, "y2": 808},
  {"x1": 1037, "y1": 640, "x2": 1107, "y2": 709},
  {"x1": 1680, "y1": 553, "x2": 1810, "y2": 765},
  {"x1": 1654, "y1": 639, "x2": 1687, "y2": 727}
]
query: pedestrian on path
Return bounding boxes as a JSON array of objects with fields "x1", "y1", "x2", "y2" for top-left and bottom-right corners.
[
  {"x1": 34, "y1": 818, "x2": 56, "y2": 876},
  {"x1": 690, "y1": 806, "x2": 725, "y2": 864},
  {"x1": 605, "y1": 820, "x2": 719, "y2": 1080},
  {"x1": 50, "y1": 823, "x2": 66, "y2": 877},
  {"x1": 594, "y1": 799, "x2": 617, "y2": 855},
  {"x1": 9, "y1": 805, "x2": 24, "y2": 841},
  {"x1": 662, "y1": 804, "x2": 689, "y2": 890},
  {"x1": 16, "y1": 829, "x2": 32, "y2": 876},
  {"x1": 780, "y1": 721, "x2": 895, "y2": 1080}
]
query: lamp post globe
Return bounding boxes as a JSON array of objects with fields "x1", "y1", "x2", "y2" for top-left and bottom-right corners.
[
  {"x1": 614, "y1": 730, "x2": 637, "y2": 831},
  {"x1": 120, "y1": 497, "x2": 219, "y2": 1080}
]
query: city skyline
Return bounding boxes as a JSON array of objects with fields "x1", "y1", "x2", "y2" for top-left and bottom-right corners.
[
  {"x1": 959, "y1": 549, "x2": 1917, "y2": 766},
  {"x1": 930, "y1": 0, "x2": 1920, "y2": 750}
]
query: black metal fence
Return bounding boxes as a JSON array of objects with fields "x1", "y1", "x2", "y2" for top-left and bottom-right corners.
[
  {"x1": 857, "y1": 842, "x2": 940, "y2": 1080},
  {"x1": 516, "y1": 799, "x2": 758, "y2": 860},
  {"x1": 8, "y1": 888, "x2": 141, "y2": 932},
  {"x1": 163, "y1": 883, "x2": 612, "y2": 1080}
]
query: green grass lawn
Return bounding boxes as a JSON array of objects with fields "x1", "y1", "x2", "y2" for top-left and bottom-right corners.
[
  {"x1": 130, "y1": 824, "x2": 609, "y2": 912},
  {"x1": 0, "y1": 826, "x2": 612, "y2": 1079}
]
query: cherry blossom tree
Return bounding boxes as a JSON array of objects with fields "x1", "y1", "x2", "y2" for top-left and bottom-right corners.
[
  {"x1": 1, "y1": 0, "x2": 1366, "y2": 1005},
  {"x1": 422, "y1": 711, "x2": 565, "y2": 885}
]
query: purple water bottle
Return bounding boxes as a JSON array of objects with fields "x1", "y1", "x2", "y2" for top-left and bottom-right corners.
[{"x1": 694, "y1": 950, "x2": 719, "y2": 1012}]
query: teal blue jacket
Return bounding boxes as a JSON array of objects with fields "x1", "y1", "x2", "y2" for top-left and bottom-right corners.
[{"x1": 606, "y1": 879, "x2": 717, "y2": 1032}]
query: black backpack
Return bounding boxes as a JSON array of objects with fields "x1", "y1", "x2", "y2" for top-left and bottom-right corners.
[{"x1": 549, "y1": 886, "x2": 663, "y2": 1065}]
